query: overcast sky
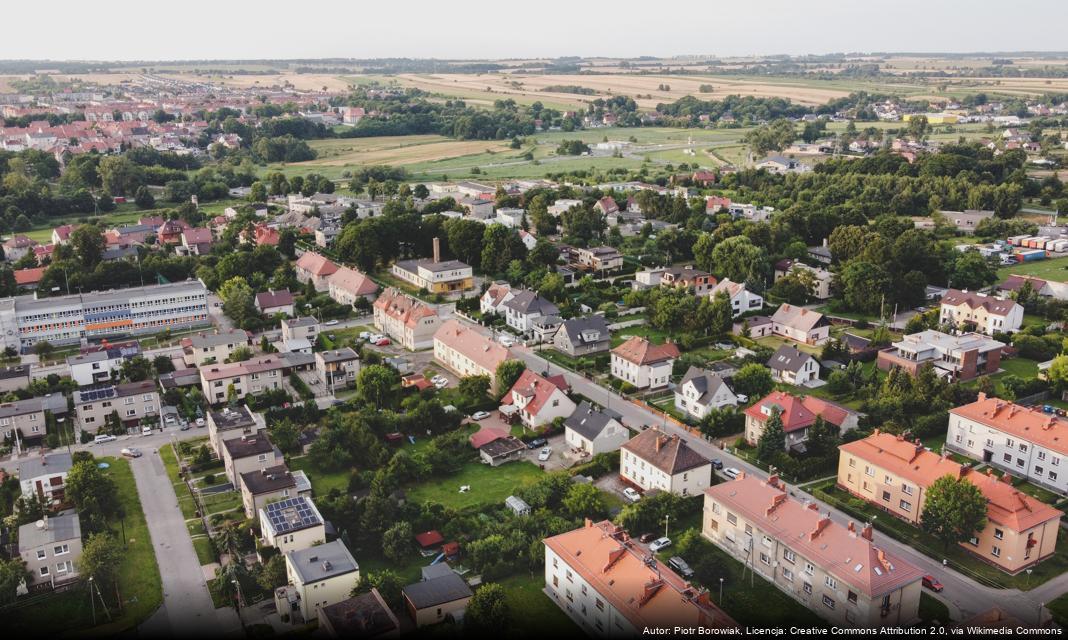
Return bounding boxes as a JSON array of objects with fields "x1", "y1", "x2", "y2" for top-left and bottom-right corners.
[{"x1": 4, "y1": 0, "x2": 1067, "y2": 61}]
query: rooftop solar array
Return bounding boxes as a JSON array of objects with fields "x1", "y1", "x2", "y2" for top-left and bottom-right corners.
[{"x1": 265, "y1": 497, "x2": 321, "y2": 534}]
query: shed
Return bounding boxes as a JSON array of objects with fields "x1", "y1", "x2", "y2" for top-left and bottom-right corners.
[
  {"x1": 505, "y1": 495, "x2": 531, "y2": 516},
  {"x1": 414, "y1": 530, "x2": 444, "y2": 550}
]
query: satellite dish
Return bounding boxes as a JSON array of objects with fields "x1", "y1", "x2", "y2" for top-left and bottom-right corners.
[{"x1": 35, "y1": 520, "x2": 44, "y2": 529}]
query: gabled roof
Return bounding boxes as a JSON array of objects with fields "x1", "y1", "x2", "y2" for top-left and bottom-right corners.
[
  {"x1": 767, "y1": 344, "x2": 815, "y2": 374},
  {"x1": 14, "y1": 267, "x2": 46, "y2": 286},
  {"x1": 256, "y1": 289, "x2": 294, "y2": 309},
  {"x1": 509, "y1": 369, "x2": 569, "y2": 418},
  {"x1": 502, "y1": 289, "x2": 559, "y2": 317},
  {"x1": 621, "y1": 427, "x2": 709, "y2": 475},
  {"x1": 565, "y1": 400, "x2": 624, "y2": 441},
  {"x1": 328, "y1": 266, "x2": 378, "y2": 296},
  {"x1": 433, "y1": 320, "x2": 509, "y2": 374},
  {"x1": 611, "y1": 336, "x2": 680, "y2": 366},
  {"x1": 771, "y1": 304, "x2": 826, "y2": 333},
  {"x1": 940, "y1": 289, "x2": 1020, "y2": 317},
  {"x1": 678, "y1": 366, "x2": 733, "y2": 406},
  {"x1": 469, "y1": 426, "x2": 509, "y2": 449},
  {"x1": 373, "y1": 288, "x2": 438, "y2": 328},
  {"x1": 181, "y1": 227, "x2": 213, "y2": 245},
  {"x1": 557, "y1": 315, "x2": 610, "y2": 347},
  {"x1": 295, "y1": 251, "x2": 339, "y2": 277},
  {"x1": 744, "y1": 391, "x2": 853, "y2": 433},
  {"x1": 402, "y1": 571, "x2": 473, "y2": 610},
  {"x1": 951, "y1": 393, "x2": 1068, "y2": 457}
]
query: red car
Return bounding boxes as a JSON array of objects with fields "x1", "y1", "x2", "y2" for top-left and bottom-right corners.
[
  {"x1": 374, "y1": 337, "x2": 391, "y2": 346},
  {"x1": 922, "y1": 575, "x2": 943, "y2": 592}
]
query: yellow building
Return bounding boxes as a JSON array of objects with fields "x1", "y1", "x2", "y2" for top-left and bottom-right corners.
[{"x1": 902, "y1": 113, "x2": 959, "y2": 125}]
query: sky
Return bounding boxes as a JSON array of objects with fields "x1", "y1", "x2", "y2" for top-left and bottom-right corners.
[{"x1": 4, "y1": 0, "x2": 1068, "y2": 61}]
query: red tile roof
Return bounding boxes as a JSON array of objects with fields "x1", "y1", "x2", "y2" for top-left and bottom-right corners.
[
  {"x1": 433, "y1": 320, "x2": 509, "y2": 375},
  {"x1": 744, "y1": 391, "x2": 851, "y2": 433},
  {"x1": 509, "y1": 369, "x2": 569, "y2": 419},
  {"x1": 951, "y1": 393, "x2": 1068, "y2": 457},
  {"x1": 469, "y1": 426, "x2": 509, "y2": 449},
  {"x1": 373, "y1": 288, "x2": 438, "y2": 328},
  {"x1": 14, "y1": 267, "x2": 46, "y2": 286},
  {"x1": 414, "y1": 530, "x2": 444, "y2": 549},
  {"x1": 611, "y1": 336, "x2": 680, "y2": 366},
  {"x1": 296, "y1": 251, "x2": 339, "y2": 278}
]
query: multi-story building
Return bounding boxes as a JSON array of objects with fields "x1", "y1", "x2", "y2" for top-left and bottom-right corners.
[
  {"x1": 502, "y1": 290, "x2": 559, "y2": 335},
  {"x1": 240, "y1": 464, "x2": 311, "y2": 520},
  {"x1": 939, "y1": 289, "x2": 1023, "y2": 335},
  {"x1": 432, "y1": 320, "x2": 509, "y2": 391},
  {"x1": 275, "y1": 540, "x2": 360, "y2": 624},
  {"x1": 947, "y1": 393, "x2": 1068, "y2": 496},
  {"x1": 674, "y1": 366, "x2": 739, "y2": 420},
  {"x1": 479, "y1": 281, "x2": 515, "y2": 316},
  {"x1": 180, "y1": 328, "x2": 251, "y2": 367},
  {"x1": 295, "y1": 252, "x2": 339, "y2": 292},
  {"x1": 316, "y1": 348, "x2": 360, "y2": 390},
  {"x1": 73, "y1": 380, "x2": 160, "y2": 435},
  {"x1": 876, "y1": 330, "x2": 1003, "y2": 381},
  {"x1": 839, "y1": 430, "x2": 1062, "y2": 574},
  {"x1": 773, "y1": 259, "x2": 833, "y2": 300},
  {"x1": 67, "y1": 342, "x2": 139, "y2": 386},
  {"x1": 770, "y1": 304, "x2": 830, "y2": 346},
  {"x1": 16, "y1": 452, "x2": 72, "y2": 505},
  {"x1": 505, "y1": 369, "x2": 576, "y2": 430},
  {"x1": 222, "y1": 433, "x2": 282, "y2": 485},
  {"x1": 19, "y1": 513, "x2": 82, "y2": 590},
  {"x1": 573, "y1": 246, "x2": 623, "y2": 272},
  {"x1": 563, "y1": 401, "x2": 630, "y2": 456},
  {"x1": 708, "y1": 278, "x2": 764, "y2": 317},
  {"x1": 703, "y1": 473, "x2": 923, "y2": 626},
  {"x1": 327, "y1": 266, "x2": 379, "y2": 307},
  {"x1": 0, "y1": 280, "x2": 209, "y2": 352},
  {"x1": 260, "y1": 496, "x2": 327, "y2": 556},
  {"x1": 0, "y1": 397, "x2": 49, "y2": 445},
  {"x1": 207, "y1": 404, "x2": 265, "y2": 457},
  {"x1": 767, "y1": 344, "x2": 820, "y2": 386},
  {"x1": 552, "y1": 316, "x2": 611, "y2": 357},
  {"x1": 610, "y1": 336, "x2": 679, "y2": 390},
  {"x1": 0, "y1": 364, "x2": 30, "y2": 392},
  {"x1": 255, "y1": 289, "x2": 295, "y2": 317},
  {"x1": 281, "y1": 316, "x2": 320, "y2": 353},
  {"x1": 543, "y1": 519, "x2": 737, "y2": 636},
  {"x1": 620, "y1": 427, "x2": 711, "y2": 496},
  {"x1": 199, "y1": 354, "x2": 291, "y2": 403},
  {"x1": 391, "y1": 239, "x2": 473, "y2": 295},
  {"x1": 372, "y1": 288, "x2": 440, "y2": 351}
]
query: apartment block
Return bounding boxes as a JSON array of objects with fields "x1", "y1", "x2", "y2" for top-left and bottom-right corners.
[
  {"x1": 877, "y1": 330, "x2": 1003, "y2": 381},
  {"x1": 73, "y1": 380, "x2": 160, "y2": 435},
  {"x1": 200, "y1": 354, "x2": 290, "y2": 403},
  {"x1": 181, "y1": 328, "x2": 251, "y2": 367},
  {"x1": 372, "y1": 288, "x2": 440, "y2": 351}
]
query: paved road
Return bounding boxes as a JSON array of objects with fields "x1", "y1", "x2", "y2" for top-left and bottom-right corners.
[{"x1": 512, "y1": 343, "x2": 1066, "y2": 624}]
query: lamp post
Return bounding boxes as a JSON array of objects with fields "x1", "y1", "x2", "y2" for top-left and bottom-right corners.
[
  {"x1": 718, "y1": 577, "x2": 724, "y2": 604},
  {"x1": 664, "y1": 514, "x2": 671, "y2": 539},
  {"x1": 89, "y1": 576, "x2": 96, "y2": 625},
  {"x1": 232, "y1": 579, "x2": 243, "y2": 624}
]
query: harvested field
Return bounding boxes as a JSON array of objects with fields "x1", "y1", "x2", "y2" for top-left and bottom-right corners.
[{"x1": 298, "y1": 135, "x2": 511, "y2": 167}]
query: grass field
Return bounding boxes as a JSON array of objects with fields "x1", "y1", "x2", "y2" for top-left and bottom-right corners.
[
  {"x1": 498, "y1": 573, "x2": 581, "y2": 638},
  {"x1": 405, "y1": 460, "x2": 544, "y2": 509},
  {"x1": 287, "y1": 455, "x2": 351, "y2": 495},
  {"x1": 997, "y1": 256, "x2": 1068, "y2": 282}
]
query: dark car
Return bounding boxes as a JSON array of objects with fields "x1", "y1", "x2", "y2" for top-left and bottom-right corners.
[
  {"x1": 527, "y1": 438, "x2": 548, "y2": 450},
  {"x1": 711, "y1": 459, "x2": 724, "y2": 470},
  {"x1": 668, "y1": 556, "x2": 694, "y2": 578},
  {"x1": 639, "y1": 533, "x2": 656, "y2": 543},
  {"x1": 922, "y1": 575, "x2": 944, "y2": 592}
]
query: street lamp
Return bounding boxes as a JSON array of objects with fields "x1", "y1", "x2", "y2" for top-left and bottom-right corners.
[
  {"x1": 718, "y1": 577, "x2": 724, "y2": 604},
  {"x1": 664, "y1": 514, "x2": 671, "y2": 539}
]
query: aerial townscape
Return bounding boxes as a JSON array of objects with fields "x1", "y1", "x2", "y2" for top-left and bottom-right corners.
[{"x1": 5, "y1": 3, "x2": 1068, "y2": 638}]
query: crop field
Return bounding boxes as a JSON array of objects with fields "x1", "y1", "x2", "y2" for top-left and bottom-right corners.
[{"x1": 300, "y1": 135, "x2": 511, "y2": 166}]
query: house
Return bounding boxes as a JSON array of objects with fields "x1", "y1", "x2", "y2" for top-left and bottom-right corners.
[
  {"x1": 703, "y1": 473, "x2": 923, "y2": 626},
  {"x1": 564, "y1": 401, "x2": 629, "y2": 455},
  {"x1": 316, "y1": 348, "x2": 360, "y2": 390},
  {"x1": 19, "y1": 513, "x2": 82, "y2": 589},
  {"x1": 770, "y1": 304, "x2": 830, "y2": 346},
  {"x1": 692, "y1": 170, "x2": 717, "y2": 185},
  {"x1": 479, "y1": 281, "x2": 515, "y2": 316},
  {"x1": 0, "y1": 364, "x2": 30, "y2": 393},
  {"x1": 939, "y1": 209, "x2": 995, "y2": 234},
  {"x1": 594, "y1": 197, "x2": 619, "y2": 216},
  {"x1": 998, "y1": 275, "x2": 1068, "y2": 302},
  {"x1": 517, "y1": 229, "x2": 537, "y2": 251},
  {"x1": 252, "y1": 225, "x2": 281, "y2": 247},
  {"x1": 939, "y1": 289, "x2": 1023, "y2": 334},
  {"x1": 200, "y1": 355, "x2": 293, "y2": 403},
  {"x1": 706, "y1": 195, "x2": 731, "y2": 213},
  {"x1": 876, "y1": 330, "x2": 1004, "y2": 381},
  {"x1": 774, "y1": 260, "x2": 833, "y2": 300},
  {"x1": 281, "y1": 316, "x2": 320, "y2": 349},
  {"x1": 552, "y1": 315, "x2": 611, "y2": 357},
  {"x1": 372, "y1": 288, "x2": 440, "y2": 351},
  {"x1": 573, "y1": 246, "x2": 623, "y2": 272},
  {"x1": 402, "y1": 564, "x2": 473, "y2": 627},
  {"x1": 240, "y1": 464, "x2": 311, "y2": 520},
  {"x1": 547, "y1": 199, "x2": 583, "y2": 216},
  {"x1": 207, "y1": 404, "x2": 264, "y2": 457},
  {"x1": 256, "y1": 289, "x2": 296, "y2": 317},
  {"x1": 3, "y1": 235, "x2": 38, "y2": 262},
  {"x1": 14, "y1": 267, "x2": 46, "y2": 290},
  {"x1": 708, "y1": 278, "x2": 763, "y2": 317},
  {"x1": 620, "y1": 427, "x2": 712, "y2": 496},
  {"x1": 295, "y1": 252, "x2": 339, "y2": 292},
  {"x1": 502, "y1": 290, "x2": 559, "y2": 335},
  {"x1": 839, "y1": 430, "x2": 1062, "y2": 574},
  {"x1": 543, "y1": 520, "x2": 737, "y2": 636},
  {"x1": 260, "y1": 496, "x2": 327, "y2": 555},
  {"x1": 432, "y1": 320, "x2": 509, "y2": 392},
  {"x1": 807, "y1": 241, "x2": 833, "y2": 266},
  {"x1": 67, "y1": 347, "x2": 129, "y2": 386},
  {"x1": 610, "y1": 336, "x2": 679, "y2": 390},
  {"x1": 179, "y1": 228, "x2": 213, "y2": 255},
  {"x1": 16, "y1": 452, "x2": 72, "y2": 504},
  {"x1": 756, "y1": 155, "x2": 810, "y2": 174},
  {"x1": 51, "y1": 224, "x2": 77, "y2": 245},
  {"x1": 275, "y1": 540, "x2": 360, "y2": 624},
  {"x1": 391, "y1": 239, "x2": 473, "y2": 295},
  {"x1": 734, "y1": 315, "x2": 774, "y2": 338},
  {"x1": 658, "y1": 266, "x2": 716, "y2": 296},
  {"x1": 181, "y1": 328, "x2": 251, "y2": 367},
  {"x1": 744, "y1": 391, "x2": 860, "y2": 451},
  {"x1": 767, "y1": 345, "x2": 820, "y2": 386},
  {"x1": 157, "y1": 219, "x2": 190, "y2": 244},
  {"x1": 317, "y1": 590, "x2": 400, "y2": 639},
  {"x1": 505, "y1": 369, "x2": 576, "y2": 430},
  {"x1": 327, "y1": 266, "x2": 378, "y2": 307},
  {"x1": 674, "y1": 366, "x2": 739, "y2": 420},
  {"x1": 222, "y1": 433, "x2": 282, "y2": 485},
  {"x1": 73, "y1": 380, "x2": 159, "y2": 435}
]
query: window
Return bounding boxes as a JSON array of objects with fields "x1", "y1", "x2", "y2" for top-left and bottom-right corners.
[
  {"x1": 804, "y1": 562, "x2": 815, "y2": 576},
  {"x1": 955, "y1": 433, "x2": 963, "y2": 444},
  {"x1": 1020, "y1": 444, "x2": 1028, "y2": 453},
  {"x1": 40, "y1": 566, "x2": 49, "y2": 576},
  {"x1": 783, "y1": 549, "x2": 796, "y2": 563},
  {"x1": 1051, "y1": 472, "x2": 1059, "y2": 481},
  {"x1": 53, "y1": 544, "x2": 68, "y2": 555},
  {"x1": 1039, "y1": 451, "x2": 1047, "y2": 461},
  {"x1": 566, "y1": 570, "x2": 573, "y2": 583},
  {"x1": 36, "y1": 550, "x2": 46, "y2": 560},
  {"x1": 744, "y1": 524, "x2": 753, "y2": 535},
  {"x1": 782, "y1": 567, "x2": 794, "y2": 581},
  {"x1": 1007, "y1": 438, "x2": 1015, "y2": 448},
  {"x1": 762, "y1": 535, "x2": 772, "y2": 548},
  {"x1": 864, "y1": 466, "x2": 874, "y2": 477},
  {"x1": 825, "y1": 576, "x2": 838, "y2": 590},
  {"x1": 900, "y1": 500, "x2": 912, "y2": 512},
  {"x1": 1017, "y1": 458, "x2": 1025, "y2": 468},
  {"x1": 581, "y1": 584, "x2": 587, "y2": 596},
  {"x1": 968, "y1": 536, "x2": 979, "y2": 546},
  {"x1": 822, "y1": 595, "x2": 836, "y2": 610},
  {"x1": 1003, "y1": 453, "x2": 1013, "y2": 463},
  {"x1": 848, "y1": 590, "x2": 858, "y2": 605},
  {"x1": 1054, "y1": 457, "x2": 1061, "y2": 467},
  {"x1": 849, "y1": 458, "x2": 856, "y2": 468},
  {"x1": 566, "y1": 589, "x2": 573, "y2": 602},
  {"x1": 881, "y1": 491, "x2": 891, "y2": 502},
  {"x1": 902, "y1": 484, "x2": 913, "y2": 496},
  {"x1": 1036, "y1": 466, "x2": 1044, "y2": 476},
  {"x1": 596, "y1": 598, "x2": 604, "y2": 611},
  {"x1": 803, "y1": 582, "x2": 812, "y2": 595},
  {"x1": 726, "y1": 513, "x2": 737, "y2": 525},
  {"x1": 760, "y1": 552, "x2": 771, "y2": 566},
  {"x1": 884, "y1": 475, "x2": 893, "y2": 485},
  {"x1": 994, "y1": 528, "x2": 1004, "y2": 540},
  {"x1": 991, "y1": 546, "x2": 1001, "y2": 558}
]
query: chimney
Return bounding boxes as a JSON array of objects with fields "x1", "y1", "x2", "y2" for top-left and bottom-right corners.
[
  {"x1": 861, "y1": 524, "x2": 874, "y2": 541},
  {"x1": 584, "y1": 518, "x2": 593, "y2": 529},
  {"x1": 808, "y1": 516, "x2": 831, "y2": 541},
  {"x1": 432, "y1": 237, "x2": 441, "y2": 264},
  {"x1": 847, "y1": 521, "x2": 856, "y2": 534},
  {"x1": 767, "y1": 474, "x2": 780, "y2": 488},
  {"x1": 978, "y1": 391, "x2": 987, "y2": 402},
  {"x1": 42, "y1": 514, "x2": 49, "y2": 530}
]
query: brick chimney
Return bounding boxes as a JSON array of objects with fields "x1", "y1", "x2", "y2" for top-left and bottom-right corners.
[
  {"x1": 861, "y1": 523, "x2": 874, "y2": 541},
  {"x1": 808, "y1": 516, "x2": 831, "y2": 541},
  {"x1": 847, "y1": 521, "x2": 856, "y2": 534},
  {"x1": 432, "y1": 237, "x2": 441, "y2": 264}
]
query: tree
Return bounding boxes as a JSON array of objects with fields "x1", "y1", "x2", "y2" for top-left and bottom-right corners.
[
  {"x1": 80, "y1": 532, "x2": 123, "y2": 588},
  {"x1": 134, "y1": 185, "x2": 155, "y2": 209},
  {"x1": 950, "y1": 251, "x2": 997, "y2": 291},
  {"x1": 357, "y1": 365, "x2": 399, "y2": 408},
  {"x1": 70, "y1": 223, "x2": 106, "y2": 269},
  {"x1": 1047, "y1": 355, "x2": 1068, "y2": 394},
  {"x1": 65, "y1": 459, "x2": 120, "y2": 531},
  {"x1": 838, "y1": 259, "x2": 892, "y2": 314},
  {"x1": 226, "y1": 347, "x2": 253, "y2": 363},
  {"x1": 465, "y1": 583, "x2": 510, "y2": 633},
  {"x1": 32, "y1": 341, "x2": 54, "y2": 359},
  {"x1": 381, "y1": 521, "x2": 414, "y2": 561},
  {"x1": 731, "y1": 363, "x2": 774, "y2": 399},
  {"x1": 708, "y1": 291, "x2": 733, "y2": 337},
  {"x1": 257, "y1": 554, "x2": 287, "y2": 592},
  {"x1": 0, "y1": 557, "x2": 28, "y2": 606},
  {"x1": 708, "y1": 236, "x2": 769, "y2": 285},
  {"x1": 248, "y1": 181, "x2": 268, "y2": 203},
  {"x1": 921, "y1": 475, "x2": 988, "y2": 551},
  {"x1": 98, "y1": 156, "x2": 145, "y2": 195},
  {"x1": 562, "y1": 483, "x2": 606, "y2": 520},
  {"x1": 352, "y1": 570, "x2": 403, "y2": 610},
  {"x1": 153, "y1": 354, "x2": 176, "y2": 374},
  {"x1": 458, "y1": 374, "x2": 491, "y2": 401},
  {"x1": 413, "y1": 184, "x2": 429, "y2": 200},
  {"x1": 756, "y1": 409, "x2": 785, "y2": 462},
  {"x1": 744, "y1": 119, "x2": 796, "y2": 156},
  {"x1": 217, "y1": 276, "x2": 256, "y2": 326},
  {"x1": 120, "y1": 356, "x2": 154, "y2": 382},
  {"x1": 495, "y1": 360, "x2": 526, "y2": 400}
]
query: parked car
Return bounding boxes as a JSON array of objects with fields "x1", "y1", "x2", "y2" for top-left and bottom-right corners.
[
  {"x1": 668, "y1": 556, "x2": 694, "y2": 578},
  {"x1": 922, "y1": 575, "x2": 944, "y2": 592},
  {"x1": 471, "y1": 411, "x2": 491, "y2": 421},
  {"x1": 359, "y1": 331, "x2": 372, "y2": 340},
  {"x1": 623, "y1": 487, "x2": 641, "y2": 503},
  {"x1": 141, "y1": 426, "x2": 153, "y2": 436},
  {"x1": 120, "y1": 447, "x2": 142, "y2": 458},
  {"x1": 538, "y1": 447, "x2": 552, "y2": 462},
  {"x1": 179, "y1": 423, "x2": 191, "y2": 431},
  {"x1": 195, "y1": 418, "x2": 205, "y2": 428},
  {"x1": 374, "y1": 337, "x2": 391, "y2": 346},
  {"x1": 93, "y1": 434, "x2": 117, "y2": 444},
  {"x1": 431, "y1": 375, "x2": 447, "y2": 385},
  {"x1": 639, "y1": 533, "x2": 656, "y2": 543},
  {"x1": 498, "y1": 335, "x2": 515, "y2": 347},
  {"x1": 723, "y1": 467, "x2": 740, "y2": 480},
  {"x1": 324, "y1": 319, "x2": 339, "y2": 326},
  {"x1": 711, "y1": 459, "x2": 723, "y2": 470},
  {"x1": 527, "y1": 438, "x2": 547, "y2": 450},
  {"x1": 649, "y1": 537, "x2": 672, "y2": 553},
  {"x1": 164, "y1": 414, "x2": 176, "y2": 425}
]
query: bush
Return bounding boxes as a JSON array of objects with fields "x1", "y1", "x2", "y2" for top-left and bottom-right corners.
[{"x1": 203, "y1": 473, "x2": 216, "y2": 485}]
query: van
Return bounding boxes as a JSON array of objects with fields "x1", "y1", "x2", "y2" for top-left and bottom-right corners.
[{"x1": 93, "y1": 434, "x2": 117, "y2": 444}]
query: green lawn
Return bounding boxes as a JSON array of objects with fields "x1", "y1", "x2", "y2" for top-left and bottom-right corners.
[
  {"x1": 498, "y1": 573, "x2": 581, "y2": 638},
  {"x1": 1049, "y1": 591, "x2": 1068, "y2": 628},
  {"x1": 997, "y1": 256, "x2": 1068, "y2": 282},
  {"x1": 919, "y1": 592, "x2": 952, "y2": 624},
  {"x1": 405, "y1": 460, "x2": 544, "y2": 509},
  {"x1": 200, "y1": 490, "x2": 243, "y2": 515},
  {"x1": 193, "y1": 536, "x2": 217, "y2": 566},
  {"x1": 287, "y1": 456, "x2": 351, "y2": 495},
  {"x1": 998, "y1": 357, "x2": 1040, "y2": 378}
]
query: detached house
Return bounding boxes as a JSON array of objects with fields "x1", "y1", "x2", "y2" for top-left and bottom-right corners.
[
  {"x1": 939, "y1": 289, "x2": 1023, "y2": 335},
  {"x1": 620, "y1": 427, "x2": 712, "y2": 496},
  {"x1": 674, "y1": 366, "x2": 739, "y2": 420},
  {"x1": 610, "y1": 336, "x2": 679, "y2": 390},
  {"x1": 479, "y1": 281, "x2": 515, "y2": 316},
  {"x1": 564, "y1": 401, "x2": 629, "y2": 455},
  {"x1": 256, "y1": 289, "x2": 295, "y2": 317},
  {"x1": 745, "y1": 391, "x2": 860, "y2": 451},
  {"x1": 295, "y1": 252, "x2": 339, "y2": 292},
  {"x1": 767, "y1": 345, "x2": 820, "y2": 386},
  {"x1": 327, "y1": 266, "x2": 379, "y2": 307},
  {"x1": 573, "y1": 246, "x2": 623, "y2": 272},
  {"x1": 502, "y1": 290, "x2": 560, "y2": 335},
  {"x1": 505, "y1": 369, "x2": 576, "y2": 430},
  {"x1": 709, "y1": 278, "x2": 763, "y2": 317},
  {"x1": 552, "y1": 316, "x2": 611, "y2": 357},
  {"x1": 771, "y1": 304, "x2": 830, "y2": 346}
]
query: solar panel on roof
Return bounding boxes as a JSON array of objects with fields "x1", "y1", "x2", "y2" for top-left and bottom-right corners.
[{"x1": 265, "y1": 497, "x2": 320, "y2": 534}]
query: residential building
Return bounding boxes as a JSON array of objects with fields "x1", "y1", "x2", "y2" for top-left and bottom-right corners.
[
  {"x1": 256, "y1": 289, "x2": 296, "y2": 317},
  {"x1": 327, "y1": 266, "x2": 378, "y2": 307},
  {"x1": 770, "y1": 304, "x2": 830, "y2": 346},
  {"x1": 773, "y1": 260, "x2": 833, "y2": 300},
  {"x1": 0, "y1": 364, "x2": 30, "y2": 392},
  {"x1": 295, "y1": 252, "x2": 339, "y2": 292},
  {"x1": 502, "y1": 290, "x2": 560, "y2": 334},
  {"x1": 281, "y1": 316, "x2": 320, "y2": 350},
  {"x1": 674, "y1": 366, "x2": 739, "y2": 420},
  {"x1": 200, "y1": 354, "x2": 291, "y2": 403},
  {"x1": 999, "y1": 275, "x2": 1068, "y2": 302},
  {"x1": 275, "y1": 540, "x2": 360, "y2": 624},
  {"x1": 67, "y1": 342, "x2": 138, "y2": 386},
  {"x1": 660, "y1": 266, "x2": 716, "y2": 296},
  {"x1": 839, "y1": 430, "x2": 1062, "y2": 574},
  {"x1": 767, "y1": 344, "x2": 820, "y2": 386},
  {"x1": 479, "y1": 281, "x2": 515, "y2": 315},
  {"x1": 0, "y1": 397, "x2": 50, "y2": 447},
  {"x1": 207, "y1": 404, "x2": 264, "y2": 457},
  {"x1": 316, "y1": 348, "x2": 360, "y2": 390},
  {"x1": 573, "y1": 246, "x2": 623, "y2": 272},
  {"x1": 240, "y1": 464, "x2": 311, "y2": 520},
  {"x1": 402, "y1": 564, "x2": 473, "y2": 627},
  {"x1": 610, "y1": 336, "x2": 679, "y2": 390},
  {"x1": 16, "y1": 452, "x2": 72, "y2": 504},
  {"x1": 372, "y1": 288, "x2": 440, "y2": 351},
  {"x1": 432, "y1": 320, "x2": 509, "y2": 391},
  {"x1": 744, "y1": 391, "x2": 860, "y2": 450},
  {"x1": 709, "y1": 278, "x2": 763, "y2": 317},
  {"x1": 222, "y1": 433, "x2": 282, "y2": 485},
  {"x1": 181, "y1": 328, "x2": 251, "y2": 367},
  {"x1": 939, "y1": 289, "x2": 1023, "y2": 334},
  {"x1": 756, "y1": 155, "x2": 811, "y2": 174},
  {"x1": 939, "y1": 209, "x2": 995, "y2": 234},
  {"x1": 876, "y1": 330, "x2": 1004, "y2": 381},
  {"x1": 73, "y1": 380, "x2": 159, "y2": 435},
  {"x1": 19, "y1": 513, "x2": 82, "y2": 589},
  {"x1": 391, "y1": 239, "x2": 473, "y2": 295},
  {"x1": 3, "y1": 235, "x2": 37, "y2": 262},
  {"x1": 552, "y1": 316, "x2": 611, "y2": 357},
  {"x1": 317, "y1": 590, "x2": 400, "y2": 639},
  {"x1": 703, "y1": 473, "x2": 923, "y2": 626},
  {"x1": 620, "y1": 428, "x2": 711, "y2": 496},
  {"x1": 506, "y1": 369, "x2": 576, "y2": 430},
  {"x1": 564, "y1": 401, "x2": 629, "y2": 455},
  {"x1": 179, "y1": 228, "x2": 213, "y2": 255},
  {"x1": 544, "y1": 519, "x2": 737, "y2": 636},
  {"x1": 14, "y1": 267, "x2": 46, "y2": 290},
  {"x1": 260, "y1": 496, "x2": 326, "y2": 555},
  {"x1": 547, "y1": 199, "x2": 583, "y2": 216}
]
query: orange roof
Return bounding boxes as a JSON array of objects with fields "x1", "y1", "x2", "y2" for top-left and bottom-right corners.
[
  {"x1": 509, "y1": 369, "x2": 568, "y2": 418},
  {"x1": 296, "y1": 251, "x2": 339, "y2": 278},
  {"x1": 14, "y1": 267, "x2": 46, "y2": 286},
  {"x1": 952, "y1": 394, "x2": 1068, "y2": 457},
  {"x1": 706, "y1": 474, "x2": 924, "y2": 598},
  {"x1": 433, "y1": 320, "x2": 509, "y2": 374},
  {"x1": 373, "y1": 288, "x2": 438, "y2": 328},
  {"x1": 744, "y1": 391, "x2": 852, "y2": 433},
  {"x1": 543, "y1": 520, "x2": 737, "y2": 630},
  {"x1": 327, "y1": 266, "x2": 378, "y2": 296},
  {"x1": 611, "y1": 336, "x2": 680, "y2": 366},
  {"x1": 970, "y1": 468, "x2": 1062, "y2": 531}
]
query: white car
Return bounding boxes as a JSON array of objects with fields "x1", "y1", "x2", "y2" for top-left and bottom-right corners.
[
  {"x1": 195, "y1": 417, "x2": 206, "y2": 428},
  {"x1": 470, "y1": 411, "x2": 490, "y2": 421},
  {"x1": 359, "y1": 331, "x2": 372, "y2": 340},
  {"x1": 623, "y1": 487, "x2": 641, "y2": 503},
  {"x1": 120, "y1": 447, "x2": 142, "y2": 458},
  {"x1": 325, "y1": 319, "x2": 339, "y2": 326},
  {"x1": 538, "y1": 447, "x2": 552, "y2": 462},
  {"x1": 93, "y1": 434, "x2": 117, "y2": 444},
  {"x1": 141, "y1": 426, "x2": 153, "y2": 436},
  {"x1": 434, "y1": 379, "x2": 448, "y2": 389},
  {"x1": 649, "y1": 537, "x2": 672, "y2": 553},
  {"x1": 723, "y1": 467, "x2": 740, "y2": 480},
  {"x1": 431, "y1": 375, "x2": 447, "y2": 385},
  {"x1": 497, "y1": 335, "x2": 515, "y2": 346}
]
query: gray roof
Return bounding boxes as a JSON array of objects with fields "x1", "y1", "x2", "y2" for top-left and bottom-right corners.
[
  {"x1": 767, "y1": 344, "x2": 815, "y2": 374},
  {"x1": 14, "y1": 280, "x2": 206, "y2": 315},
  {"x1": 18, "y1": 513, "x2": 81, "y2": 551},
  {"x1": 395, "y1": 258, "x2": 470, "y2": 274},
  {"x1": 502, "y1": 290, "x2": 559, "y2": 316},
  {"x1": 209, "y1": 405, "x2": 258, "y2": 432},
  {"x1": 287, "y1": 540, "x2": 359, "y2": 585},
  {"x1": 188, "y1": 329, "x2": 249, "y2": 348},
  {"x1": 318, "y1": 348, "x2": 359, "y2": 364},
  {"x1": 420, "y1": 563, "x2": 456, "y2": 582},
  {"x1": 284, "y1": 316, "x2": 319, "y2": 329},
  {"x1": 241, "y1": 464, "x2": 296, "y2": 496},
  {"x1": 16, "y1": 452, "x2": 73, "y2": 480},
  {"x1": 557, "y1": 315, "x2": 610, "y2": 347},
  {"x1": 0, "y1": 397, "x2": 46, "y2": 419},
  {"x1": 67, "y1": 350, "x2": 112, "y2": 365},
  {"x1": 222, "y1": 435, "x2": 275, "y2": 459},
  {"x1": 403, "y1": 571, "x2": 473, "y2": 609},
  {"x1": 0, "y1": 365, "x2": 30, "y2": 381},
  {"x1": 564, "y1": 400, "x2": 623, "y2": 441},
  {"x1": 679, "y1": 366, "x2": 733, "y2": 405}
]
